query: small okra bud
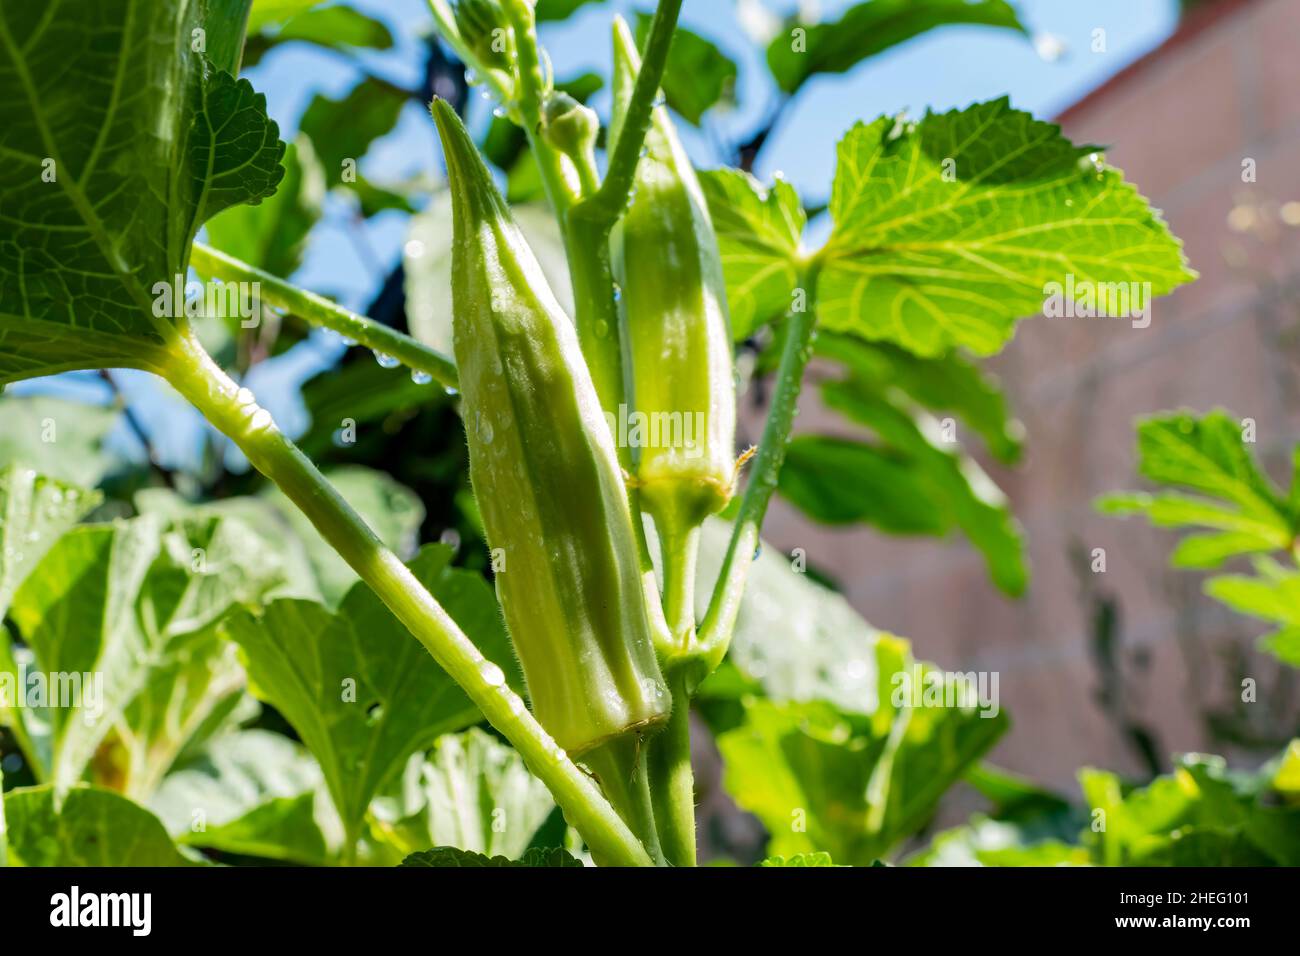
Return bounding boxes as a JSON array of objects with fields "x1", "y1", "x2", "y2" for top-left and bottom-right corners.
[
  {"x1": 430, "y1": 99, "x2": 670, "y2": 756},
  {"x1": 539, "y1": 92, "x2": 599, "y2": 163},
  {"x1": 454, "y1": 0, "x2": 513, "y2": 70}
]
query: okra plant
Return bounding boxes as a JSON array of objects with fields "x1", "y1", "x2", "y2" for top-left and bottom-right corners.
[{"x1": 1, "y1": 0, "x2": 1196, "y2": 867}]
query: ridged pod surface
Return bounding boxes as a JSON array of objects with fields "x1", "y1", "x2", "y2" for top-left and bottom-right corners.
[
  {"x1": 431, "y1": 100, "x2": 669, "y2": 755},
  {"x1": 609, "y1": 17, "x2": 736, "y2": 537}
]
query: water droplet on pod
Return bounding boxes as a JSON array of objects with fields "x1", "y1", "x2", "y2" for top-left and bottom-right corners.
[{"x1": 373, "y1": 351, "x2": 400, "y2": 369}]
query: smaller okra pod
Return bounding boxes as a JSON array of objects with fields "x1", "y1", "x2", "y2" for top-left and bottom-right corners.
[{"x1": 431, "y1": 99, "x2": 670, "y2": 757}]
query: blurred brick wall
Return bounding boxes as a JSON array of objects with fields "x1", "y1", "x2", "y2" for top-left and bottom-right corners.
[{"x1": 752, "y1": 0, "x2": 1300, "y2": 792}]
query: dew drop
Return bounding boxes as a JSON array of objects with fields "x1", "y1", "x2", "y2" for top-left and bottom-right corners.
[
  {"x1": 341, "y1": 336, "x2": 357, "y2": 347},
  {"x1": 251, "y1": 409, "x2": 272, "y2": 430},
  {"x1": 480, "y1": 661, "x2": 506, "y2": 687},
  {"x1": 464, "y1": 69, "x2": 479, "y2": 86},
  {"x1": 612, "y1": 283, "x2": 623, "y2": 303},
  {"x1": 411, "y1": 369, "x2": 433, "y2": 385},
  {"x1": 374, "y1": 351, "x2": 400, "y2": 369},
  {"x1": 493, "y1": 106, "x2": 507, "y2": 119},
  {"x1": 236, "y1": 387, "x2": 255, "y2": 406},
  {"x1": 752, "y1": 543, "x2": 763, "y2": 560}
]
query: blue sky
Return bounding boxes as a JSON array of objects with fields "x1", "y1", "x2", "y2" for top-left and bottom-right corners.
[{"x1": 13, "y1": 0, "x2": 1180, "y2": 470}]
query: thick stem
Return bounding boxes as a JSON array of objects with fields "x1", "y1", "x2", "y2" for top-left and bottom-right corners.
[
  {"x1": 163, "y1": 328, "x2": 653, "y2": 867},
  {"x1": 697, "y1": 282, "x2": 820, "y2": 666},
  {"x1": 582, "y1": 735, "x2": 666, "y2": 866},
  {"x1": 646, "y1": 672, "x2": 696, "y2": 866},
  {"x1": 189, "y1": 243, "x2": 458, "y2": 391}
]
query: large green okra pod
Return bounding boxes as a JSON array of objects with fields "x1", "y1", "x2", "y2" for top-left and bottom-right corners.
[
  {"x1": 431, "y1": 100, "x2": 669, "y2": 756},
  {"x1": 609, "y1": 17, "x2": 738, "y2": 642}
]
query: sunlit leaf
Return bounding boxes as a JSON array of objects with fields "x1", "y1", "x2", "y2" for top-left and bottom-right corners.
[
  {"x1": 635, "y1": 13, "x2": 737, "y2": 124},
  {"x1": 0, "y1": 0, "x2": 285, "y2": 385},
  {"x1": 371, "y1": 729, "x2": 556, "y2": 860},
  {"x1": 819, "y1": 99, "x2": 1194, "y2": 356},
  {"x1": 767, "y1": 0, "x2": 1027, "y2": 94},
  {"x1": 222, "y1": 545, "x2": 520, "y2": 847},
  {"x1": 4, "y1": 785, "x2": 196, "y2": 866},
  {"x1": 699, "y1": 169, "x2": 806, "y2": 339}
]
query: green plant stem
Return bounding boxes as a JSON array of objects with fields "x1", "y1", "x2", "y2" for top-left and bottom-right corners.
[
  {"x1": 583, "y1": 736, "x2": 666, "y2": 866},
  {"x1": 697, "y1": 281, "x2": 820, "y2": 667},
  {"x1": 163, "y1": 326, "x2": 653, "y2": 867},
  {"x1": 500, "y1": 0, "x2": 580, "y2": 222},
  {"x1": 646, "y1": 672, "x2": 696, "y2": 866},
  {"x1": 189, "y1": 243, "x2": 458, "y2": 390}
]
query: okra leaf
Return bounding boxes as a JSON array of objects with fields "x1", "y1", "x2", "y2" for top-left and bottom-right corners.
[
  {"x1": 817, "y1": 333, "x2": 1024, "y2": 464},
  {"x1": 243, "y1": 4, "x2": 394, "y2": 67},
  {"x1": 5, "y1": 514, "x2": 287, "y2": 793},
  {"x1": 819, "y1": 98, "x2": 1194, "y2": 357},
  {"x1": 908, "y1": 818, "x2": 1088, "y2": 867},
  {"x1": 3, "y1": 785, "x2": 196, "y2": 866},
  {"x1": 718, "y1": 673, "x2": 1008, "y2": 864},
  {"x1": 0, "y1": 0, "x2": 286, "y2": 386},
  {"x1": 779, "y1": 437, "x2": 949, "y2": 533},
  {"x1": 698, "y1": 535, "x2": 1009, "y2": 863},
  {"x1": 780, "y1": 433, "x2": 1025, "y2": 596},
  {"x1": 371, "y1": 729, "x2": 557, "y2": 861},
  {"x1": 204, "y1": 136, "x2": 326, "y2": 280},
  {"x1": 634, "y1": 13, "x2": 737, "y2": 125},
  {"x1": 766, "y1": 0, "x2": 1028, "y2": 94},
  {"x1": 247, "y1": 0, "x2": 325, "y2": 33},
  {"x1": 135, "y1": 487, "x2": 323, "y2": 602},
  {"x1": 1098, "y1": 410, "x2": 1295, "y2": 567},
  {"x1": 699, "y1": 168, "x2": 807, "y2": 340},
  {"x1": 1098, "y1": 410, "x2": 1300, "y2": 667},
  {"x1": 0, "y1": 466, "x2": 99, "y2": 621},
  {"x1": 222, "y1": 544, "x2": 521, "y2": 846},
  {"x1": 151, "y1": 729, "x2": 341, "y2": 865},
  {"x1": 758, "y1": 852, "x2": 838, "y2": 866},
  {"x1": 779, "y1": 369, "x2": 1028, "y2": 595},
  {"x1": 1203, "y1": 562, "x2": 1300, "y2": 667},
  {"x1": 692, "y1": 517, "x2": 895, "y2": 717},
  {"x1": 1080, "y1": 751, "x2": 1300, "y2": 866},
  {"x1": 400, "y1": 846, "x2": 583, "y2": 867},
  {"x1": 298, "y1": 76, "x2": 408, "y2": 190},
  {"x1": 0, "y1": 396, "x2": 125, "y2": 489}
]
